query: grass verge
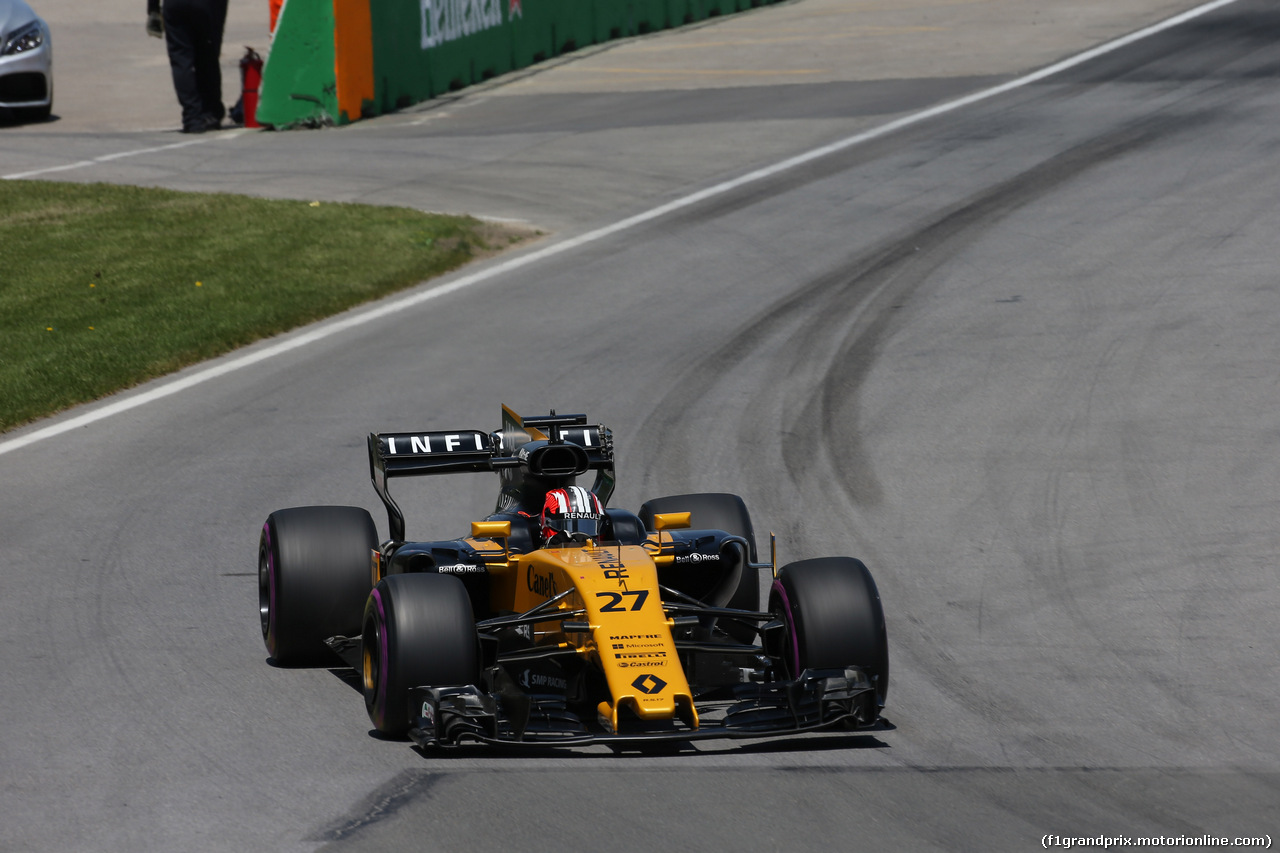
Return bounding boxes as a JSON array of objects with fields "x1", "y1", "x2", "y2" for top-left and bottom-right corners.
[{"x1": 0, "y1": 181, "x2": 536, "y2": 432}]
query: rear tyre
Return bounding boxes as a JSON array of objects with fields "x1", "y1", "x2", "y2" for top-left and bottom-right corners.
[
  {"x1": 770, "y1": 557, "x2": 889, "y2": 706},
  {"x1": 362, "y1": 573, "x2": 479, "y2": 738},
  {"x1": 638, "y1": 492, "x2": 759, "y2": 611},
  {"x1": 259, "y1": 506, "x2": 378, "y2": 666}
]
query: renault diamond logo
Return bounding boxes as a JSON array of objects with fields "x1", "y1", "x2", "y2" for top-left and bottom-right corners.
[{"x1": 632, "y1": 674, "x2": 666, "y2": 694}]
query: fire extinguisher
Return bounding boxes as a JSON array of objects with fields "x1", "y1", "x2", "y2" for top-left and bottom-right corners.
[{"x1": 239, "y1": 47, "x2": 264, "y2": 128}]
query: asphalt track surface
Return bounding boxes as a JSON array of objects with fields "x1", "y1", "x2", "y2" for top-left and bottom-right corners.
[{"x1": 4, "y1": 1, "x2": 1280, "y2": 850}]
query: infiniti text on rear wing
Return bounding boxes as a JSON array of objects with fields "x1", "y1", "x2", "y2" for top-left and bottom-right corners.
[{"x1": 367, "y1": 419, "x2": 613, "y2": 541}]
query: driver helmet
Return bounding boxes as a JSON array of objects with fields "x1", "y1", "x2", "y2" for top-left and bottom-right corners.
[{"x1": 540, "y1": 486, "x2": 605, "y2": 546}]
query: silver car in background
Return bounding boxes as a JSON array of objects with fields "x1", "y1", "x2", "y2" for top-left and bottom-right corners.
[{"x1": 0, "y1": 0, "x2": 51, "y2": 122}]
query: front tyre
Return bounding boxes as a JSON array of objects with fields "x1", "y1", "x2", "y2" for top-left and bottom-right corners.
[
  {"x1": 259, "y1": 506, "x2": 378, "y2": 666},
  {"x1": 362, "y1": 573, "x2": 479, "y2": 738},
  {"x1": 638, "y1": 492, "x2": 759, "y2": 610},
  {"x1": 770, "y1": 557, "x2": 889, "y2": 707}
]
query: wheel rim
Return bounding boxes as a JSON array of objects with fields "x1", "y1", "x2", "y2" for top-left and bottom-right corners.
[
  {"x1": 362, "y1": 592, "x2": 387, "y2": 727},
  {"x1": 769, "y1": 579, "x2": 801, "y2": 678},
  {"x1": 258, "y1": 526, "x2": 275, "y2": 652},
  {"x1": 362, "y1": 628, "x2": 379, "y2": 693}
]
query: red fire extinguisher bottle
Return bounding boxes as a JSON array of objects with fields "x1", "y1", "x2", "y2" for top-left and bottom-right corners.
[{"x1": 240, "y1": 47, "x2": 264, "y2": 129}]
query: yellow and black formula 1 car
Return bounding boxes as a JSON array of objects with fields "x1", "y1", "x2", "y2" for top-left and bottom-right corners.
[{"x1": 259, "y1": 406, "x2": 888, "y2": 747}]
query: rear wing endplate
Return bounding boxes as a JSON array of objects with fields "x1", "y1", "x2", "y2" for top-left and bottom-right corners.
[{"x1": 368, "y1": 429, "x2": 508, "y2": 542}]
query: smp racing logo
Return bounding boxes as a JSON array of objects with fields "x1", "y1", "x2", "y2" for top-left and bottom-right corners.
[{"x1": 519, "y1": 669, "x2": 568, "y2": 691}]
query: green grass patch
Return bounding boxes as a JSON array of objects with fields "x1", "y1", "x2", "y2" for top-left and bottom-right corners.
[{"x1": 0, "y1": 181, "x2": 535, "y2": 432}]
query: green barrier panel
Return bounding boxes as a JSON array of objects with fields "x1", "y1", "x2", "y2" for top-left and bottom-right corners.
[
  {"x1": 557, "y1": 1, "x2": 596, "y2": 53},
  {"x1": 447, "y1": 2, "x2": 514, "y2": 88},
  {"x1": 511, "y1": 0, "x2": 558, "y2": 67},
  {"x1": 256, "y1": 0, "x2": 336, "y2": 127},
  {"x1": 593, "y1": 0, "x2": 626, "y2": 41},
  {"x1": 261, "y1": 0, "x2": 778, "y2": 127},
  {"x1": 429, "y1": 24, "x2": 509, "y2": 94},
  {"x1": 594, "y1": 0, "x2": 665, "y2": 38},
  {"x1": 636, "y1": 0, "x2": 670, "y2": 32},
  {"x1": 665, "y1": 0, "x2": 690, "y2": 27},
  {"x1": 686, "y1": 0, "x2": 729, "y2": 22},
  {"x1": 369, "y1": 0, "x2": 432, "y2": 109},
  {"x1": 369, "y1": 0, "x2": 515, "y2": 109}
]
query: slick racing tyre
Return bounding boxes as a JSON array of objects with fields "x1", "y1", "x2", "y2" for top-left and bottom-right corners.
[
  {"x1": 770, "y1": 557, "x2": 889, "y2": 706},
  {"x1": 362, "y1": 573, "x2": 479, "y2": 738},
  {"x1": 638, "y1": 492, "x2": 759, "y2": 611},
  {"x1": 259, "y1": 506, "x2": 378, "y2": 666}
]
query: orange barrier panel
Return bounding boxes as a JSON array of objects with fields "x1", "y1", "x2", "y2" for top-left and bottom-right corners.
[{"x1": 333, "y1": 0, "x2": 375, "y2": 122}]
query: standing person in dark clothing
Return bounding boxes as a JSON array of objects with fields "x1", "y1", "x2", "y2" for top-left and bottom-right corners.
[{"x1": 146, "y1": 0, "x2": 229, "y2": 133}]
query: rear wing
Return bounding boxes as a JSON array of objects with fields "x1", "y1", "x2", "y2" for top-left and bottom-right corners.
[
  {"x1": 371, "y1": 429, "x2": 501, "y2": 478},
  {"x1": 368, "y1": 411, "x2": 614, "y2": 541}
]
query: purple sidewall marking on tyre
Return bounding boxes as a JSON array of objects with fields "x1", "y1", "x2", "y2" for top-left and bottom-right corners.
[
  {"x1": 264, "y1": 522, "x2": 277, "y2": 654},
  {"x1": 771, "y1": 579, "x2": 799, "y2": 677},
  {"x1": 371, "y1": 587, "x2": 388, "y2": 727}
]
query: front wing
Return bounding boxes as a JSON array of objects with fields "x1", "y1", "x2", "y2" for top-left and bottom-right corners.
[
  {"x1": 399, "y1": 666, "x2": 879, "y2": 748},
  {"x1": 329, "y1": 634, "x2": 876, "y2": 746}
]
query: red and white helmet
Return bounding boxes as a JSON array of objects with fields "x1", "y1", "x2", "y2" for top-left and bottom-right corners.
[{"x1": 540, "y1": 486, "x2": 605, "y2": 546}]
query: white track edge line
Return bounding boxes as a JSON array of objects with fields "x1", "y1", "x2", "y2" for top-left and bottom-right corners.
[
  {"x1": 0, "y1": 0, "x2": 1238, "y2": 458},
  {"x1": 3, "y1": 136, "x2": 232, "y2": 181}
]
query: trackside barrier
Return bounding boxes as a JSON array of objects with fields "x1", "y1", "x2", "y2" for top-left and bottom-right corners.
[{"x1": 257, "y1": 0, "x2": 786, "y2": 128}]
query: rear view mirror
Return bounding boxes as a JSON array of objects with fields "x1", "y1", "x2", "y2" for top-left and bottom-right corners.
[
  {"x1": 471, "y1": 521, "x2": 512, "y2": 540},
  {"x1": 652, "y1": 512, "x2": 691, "y2": 532}
]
